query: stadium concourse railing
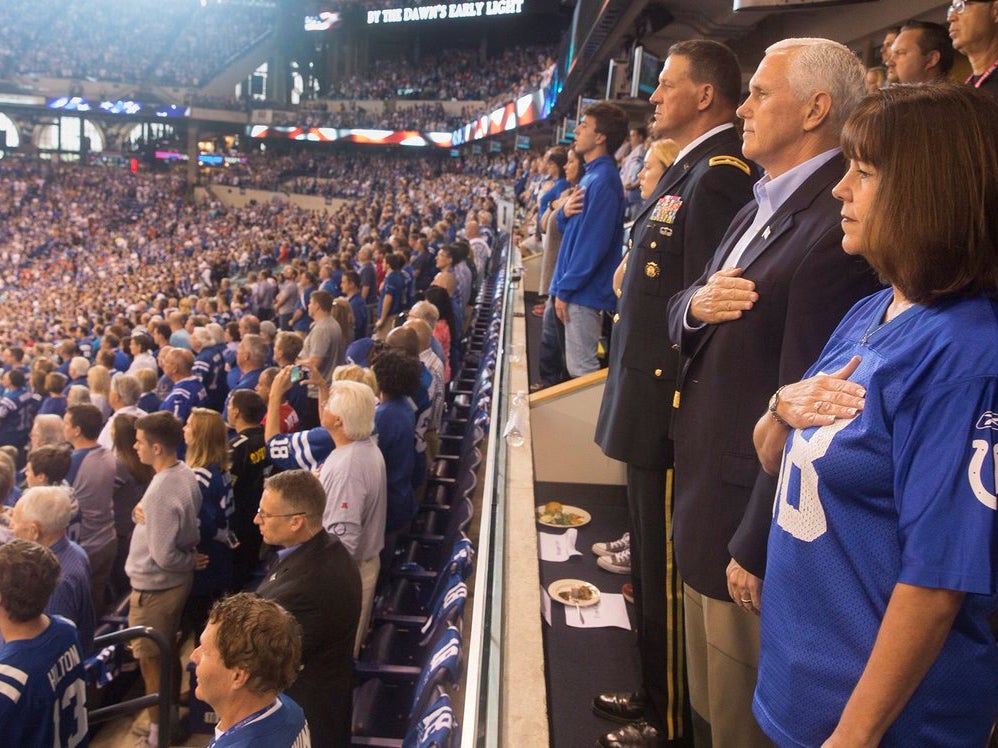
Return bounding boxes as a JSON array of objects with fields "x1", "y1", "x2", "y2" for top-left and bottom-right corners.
[{"x1": 461, "y1": 200, "x2": 549, "y2": 746}]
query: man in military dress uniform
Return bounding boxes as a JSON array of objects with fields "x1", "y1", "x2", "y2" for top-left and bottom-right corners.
[{"x1": 592, "y1": 39, "x2": 757, "y2": 748}]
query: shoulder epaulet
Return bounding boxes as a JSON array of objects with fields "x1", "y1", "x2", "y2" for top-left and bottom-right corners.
[{"x1": 708, "y1": 155, "x2": 751, "y2": 176}]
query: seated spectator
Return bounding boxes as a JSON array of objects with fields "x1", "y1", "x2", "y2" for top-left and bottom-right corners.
[
  {"x1": 0, "y1": 540, "x2": 89, "y2": 748},
  {"x1": 64, "y1": 403, "x2": 117, "y2": 616},
  {"x1": 254, "y1": 469, "x2": 361, "y2": 747},
  {"x1": 9, "y1": 486, "x2": 96, "y2": 655},
  {"x1": 126, "y1": 411, "x2": 201, "y2": 748},
  {"x1": 190, "y1": 593, "x2": 309, "y2": 746},
  {"x1": 318, "y1": 380, "x2": 387, "y2": 655}
]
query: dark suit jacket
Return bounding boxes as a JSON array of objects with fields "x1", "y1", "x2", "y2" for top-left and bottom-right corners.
[
  {"x1": 595, "y1": 128, "x2": 757, "y2": 469},
  {"x1": 256, "y1": 531, "x2": 362, "y2": 747},
  {"x1": 665, "y1": 153, "x2": 882, "y2": 600}
]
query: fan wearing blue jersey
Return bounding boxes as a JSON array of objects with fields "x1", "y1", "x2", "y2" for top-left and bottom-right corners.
[
  {"x1": 0, "y1": 539, "x2": 89, "y2": 748},
  {"x1": 751, "y1": 85, "x2": 998, "y2": 747},
  {"x1": 159, "y1": 348, "x2": 208, "y2": 426},
  {"x1": 191, "y1": 593, "x2": 310, "y2": 748}
]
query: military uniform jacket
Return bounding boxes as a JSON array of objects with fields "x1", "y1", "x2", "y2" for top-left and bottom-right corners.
[{"x1": 595, "y1": 127, "x2": 757, "y2": 469}]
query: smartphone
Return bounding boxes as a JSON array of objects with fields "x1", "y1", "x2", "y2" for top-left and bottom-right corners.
[{"x1": 290, "y1": 365, "x2": 305, "y2": 383}]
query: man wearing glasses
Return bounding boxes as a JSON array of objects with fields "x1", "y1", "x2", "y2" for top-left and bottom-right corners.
[
  {"x1": 254, "y1": 469, "x2": 362, "y2": 748},
  {"x1": 949, "y1": 0, "x2": 998, "y2": 97}
]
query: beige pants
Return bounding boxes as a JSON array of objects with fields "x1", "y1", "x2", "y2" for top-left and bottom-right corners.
[
  {"x1": 354, "y1": 555, "x2": 380, "y2": 657},
  {"x1": 683, "y1": 584, "x2": 773, "y2": 748}
]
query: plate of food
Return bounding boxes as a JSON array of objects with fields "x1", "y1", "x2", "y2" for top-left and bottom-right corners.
[
  {"x1": 536, "y1": 501, "x2": 591, "y2": 528},
  {"x1": 547, "y1": 579, "x2": 601, "y2": 607}
]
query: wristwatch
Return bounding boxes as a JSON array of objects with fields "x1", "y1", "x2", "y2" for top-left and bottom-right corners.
[{"x1": 768, "y1": 385, "x2": 789, "y2": 427}]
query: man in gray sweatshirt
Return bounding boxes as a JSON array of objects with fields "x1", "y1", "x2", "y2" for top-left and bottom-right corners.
[{"x1": 125, "y1": 411, "x2": 201, "y2": 748}]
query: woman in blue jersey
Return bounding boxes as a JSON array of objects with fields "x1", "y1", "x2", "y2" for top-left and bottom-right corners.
[
  {"x1": 748, "y1": 84, "x2": 998, "y2": 747},
  {"x1": 181, "y1": 407, "x2": 235, "y2": 641}
]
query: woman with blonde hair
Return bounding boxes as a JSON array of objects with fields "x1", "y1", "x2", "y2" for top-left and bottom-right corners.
[
  {"x1": 87, "y1": 365, "x2": 113, "y2": 420},
  {"x1": 181, "y1": 407, "x2": 235, "y2": 640}
]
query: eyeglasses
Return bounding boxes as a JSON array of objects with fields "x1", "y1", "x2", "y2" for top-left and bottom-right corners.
[
  {"x1": 949, "y1": 0, "x2": 990, "y2": 14},
  {"x1": 256, "y1": 507, "x2": 308, "y2": 520}
]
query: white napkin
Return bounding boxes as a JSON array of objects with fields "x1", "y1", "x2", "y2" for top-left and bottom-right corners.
[
  {"x1": 538, "y1": 528, "x2": 583, "y2": 562},
  {"x1": 564, "y1": 593, "x2": 632, "y2": 630},
  {"x1": 540, "y1": 586, "x2": 552, "y2": 626}
]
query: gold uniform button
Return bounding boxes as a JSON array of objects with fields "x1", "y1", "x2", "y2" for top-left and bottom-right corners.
[
  {"x1": 627, "y1": 239, "x2": 633, "y2": 248},
  {"x1": 650, "y1": 241, "x2": 657, "y2": 249},
  {"x1": 613, "y1": 313, "x2": 620, "y2": 323},
  {"x1": 654, "y1": 368, "x2": 663, "y2": 377}
]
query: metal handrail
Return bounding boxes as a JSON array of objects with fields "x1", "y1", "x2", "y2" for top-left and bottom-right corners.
[{"x1": 87, "y1": 625, "x2": 172, "y2": 743}]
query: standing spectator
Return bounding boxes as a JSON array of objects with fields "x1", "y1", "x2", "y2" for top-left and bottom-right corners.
[
  {"x1": 224, "y1": 334, "x2": 268, "y2": 420},
  {"x1": 181, "y1": 408, "x2": 234, "y2": 640},
  {"x1": 97, "y1": 373, "x2": 147, "y2": 450},
  {"x1": 86, "y1": 365, "x2": 114, "y2": 421},
  {"x1": 0, "y1": 540, "x2": 89, "y2": 748},
  {"x1": 159, "y1": 348, "x2": 208, "y2": 426},
  {"x1": 342, "y1": 270, "x2": 368, "y2": 342},
  {"x1": 254, "y1": 470, "x2": 361, "y2": 747},
  {"x1": 275, "y1": 267, "x2": 299, "y2": 330},
  {"x1": 126, "y1": 411, "x2": 201, "y2": 748},
  {"x1": 37, "y1": 372, "x2": 69, "y2": 418},
  {"x1": 375, "y1": 254, "x2": 407, "y2": 336},
  {"x1": 9, "y1": 486, "x2": 96, "y2": 655},
  {"x1": 620, "y1": 127, "x2": 648, "y2": 219},
  {"x1": 226, "y1": 389, "x2": 270, "y2": 591},
  {"x1": 127, "y1": 334, "x2": 158, "y2": 375},
  {"x1": 298, "y1": 289, "x2": 345, "y2": 423},
  {"x1": 665, "y1": 39, "x2": 881, "y2": 746},
  {"x1": 64, "y1": 403, "x2": 117, "y2": 617},
  {"x1": 190, "y1": 593, "x2": 309, "y2": 746},
  {"x1": 948, "y1": 0, "x2": 998, "y2": 97},
  {"x1": 0, "y1": 368, "x2": 39, "y2": 449},
  {"x1": 191, "y1": 327, "x2": 228, "y2": 413},
  {"x1": 593, "y1": 39, "x2": 757, "y2": 748},
  {"x1": 110, "y1": 414, "x2": 153, "y2": 600},
  {"x1": 317, "y1": 380, "x2": 387, "y2": 655},
  {"x1": 888, "y1": 21, "x2": 954, "y2": 84},
  {"x1": 543, "y1": 102, "x2": 628, "y2": 382}
]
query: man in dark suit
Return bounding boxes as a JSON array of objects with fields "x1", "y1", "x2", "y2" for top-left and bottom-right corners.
[
  {"x1": 593, "y1": 39, "x2": 757, "y2": 748},
  {"x1": 665, "y1": 39, "x2": 883, "y2": 746},
  {"x1": 255, "y1": 469, "x2": 362, "y2": 747}
]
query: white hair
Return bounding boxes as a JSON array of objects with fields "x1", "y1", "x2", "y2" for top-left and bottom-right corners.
[
  {"x1": 324, "y1": 380, "x2": 377, "y2": 441},
  {"x1": 18, "y1": 486, "x2": 73, "y2": 535},
  {"x1": 409, "y1": 300, "x2": 439, "y2": 327},
  {"x1": 32, "y1": 414, "x2": 66, "y2": 447},
  {"x1": 205, "y1": 322, "x2": 226, "y2": 346},
  {"x1": 765, "y1": 38, "x2": 866, "y2": 131},
  {"x1": 68, "y1": 356, "x2": 90, "y2": 379},
  {"x1": 191, "y1": 326, "x2": 214, "y2": 350},
  {"x1": 110, "y1": 373, "x2": 141, "y2": 406}
]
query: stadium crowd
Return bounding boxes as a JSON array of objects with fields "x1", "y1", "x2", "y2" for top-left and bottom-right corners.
[
  {"x1": 0, "y1": 0, "x2": 275, "y2": 87},
  {"x1": 325, "y1": 45, "x2": 555, "y2": 104},
  {"x1": 272, "y1": 100, "x2": 468, "y2": 133},
  {"x1": 0, "y1": 147, "x2": 505, "y2": 745}
]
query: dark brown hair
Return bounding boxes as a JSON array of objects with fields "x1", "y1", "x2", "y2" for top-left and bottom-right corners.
[
  {"x1": 136, "y1": 411, "x2": 184, "y2": 453},
  {"x1": 582, "y1": 102, "x2": 629, "y2": 155},
  {"x1": 668, "y1": 39, "x2": 743, "y2": 110},
  {"x1": 841, "y1": 84, "x2": 998, "y2": 304},
  {"x1": 0, "y1": 540, "x2": 60, "y2": 622}
]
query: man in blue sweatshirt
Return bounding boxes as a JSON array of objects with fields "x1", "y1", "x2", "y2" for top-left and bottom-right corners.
[{"x1": 543, "y1": 101, "x2": 628, "y2": 381}]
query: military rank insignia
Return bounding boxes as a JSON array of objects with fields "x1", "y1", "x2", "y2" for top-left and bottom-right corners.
[{"x1": 650, "y1": 194, "x2": 683, "y2": 224}]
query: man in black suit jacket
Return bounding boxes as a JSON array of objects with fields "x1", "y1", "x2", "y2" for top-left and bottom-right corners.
[
  {"x1": 255, "y1": 469, "x2": 362, "y2": 747},
  {"x1": 593, "y1": 40, "x2": 757, "y2": 748},
  {"x1": 665, "y1": 39, "x2": 882, "y2": 747}
]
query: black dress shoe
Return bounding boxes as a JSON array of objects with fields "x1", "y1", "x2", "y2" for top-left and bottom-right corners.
[
  {"x1": 597, "y1": 720, "x2": 662, "y2": 747},
  {"x1": 593, "y1": 691, "x2": 646, "y2": 723}
]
